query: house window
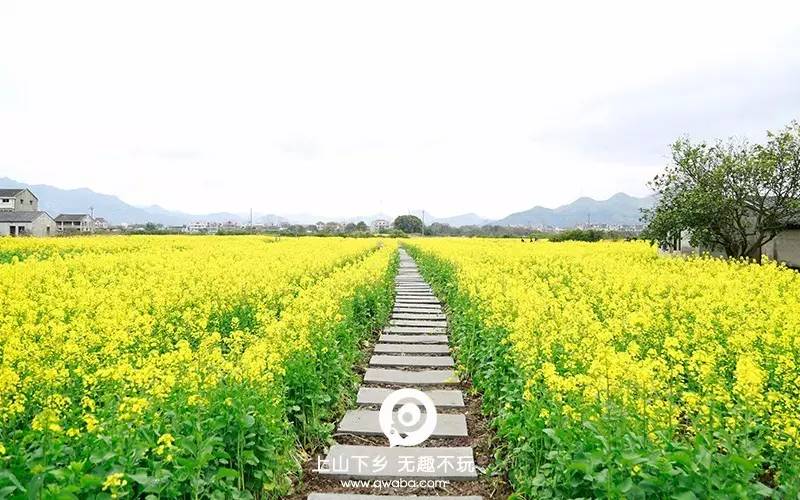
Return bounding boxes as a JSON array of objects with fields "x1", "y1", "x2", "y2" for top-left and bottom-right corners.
[{"x1": 1, "y1": 199, "x2": 8, "y2": 202}]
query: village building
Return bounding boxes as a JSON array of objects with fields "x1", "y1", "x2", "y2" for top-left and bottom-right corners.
[
  {"x1": 184, "y1": 221, "x2": 221, "y2": 233},
  {"x1": 761, "y1": 223, "x2": 800, "y2": 268},
  {"x1": 679, "y1": 219, "x2": 800, "y2": 269},
  {"x1": 55, "y1": 214, "x2": 95, "y2": 233},
  {"x1": 0, "y1": 188, "x2": 39, "y2": 212},
  {"x1": 93, "y1": 217, "x2": 109, "y2": 230},
  {"x1": 371, "y1": 219, "x2": 390, "y2": 232},
  {"x1": 0, "y1": 211, "x2": 57, "y2": 237},
  {"x1": 0, "y1": 188, "x2": 58, "y2": 237}
]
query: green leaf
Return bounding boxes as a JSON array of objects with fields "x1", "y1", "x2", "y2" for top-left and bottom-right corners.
[
  {"x1": 213, "y1": 468, "x2": 240, "y2": 481},
  {"x1": 242, "y1": 414, "x2": 256, "y2": 428},
  {"x1": 752, "y1": 482, "x2": 774, "y2": 497},
  {"x1": 0, "y1": 472, "x2": 24, "y2": 492},
  {"x1": 128, "y1": 473, "x2": 154, "y2": 486}
]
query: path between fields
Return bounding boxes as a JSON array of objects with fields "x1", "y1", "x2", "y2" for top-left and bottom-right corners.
[{"x1": 295, "y1": 248, "x2": 505, "y2": 500}]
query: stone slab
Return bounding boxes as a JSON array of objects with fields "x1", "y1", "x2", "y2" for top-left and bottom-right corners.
[
  {"x1": 394, "y1": 304, "x2": 442, "y2": 309},
  {"x1": 393, "y1": 308, "x2": 444, "y2": 315},
  {"x1": 374, "y1": 343, "x2": 450, "y2": 354},
  {"x1": 389, "y1": 320, "x2": 448, "y2": 328},
  {"x1": 357, "y1": 387, "x2": 465, "y2": 407},
  {"x1": 337, "y1": 410, "x2": 467, "y2": 437},
  {"x1": 392, "y1": 313, "x2": 446, "y2": 321},
  {"x1": 379, "y1": 334, "x2": 449, "y2": 344},
  {"x1": 384, "y1": 326, "x2": 447, "y2": 334},
  {"x1": 395, "y1": 298, "x2": 441, "y2": 305},
  {"x1": 364, "y1": 368, "x2": 459, "y2": 385},
  {"x1": 394, "y1": 303, "x2": 442, "y2": 309},
  {"x1": 370, "y1": 355, "x2": 455, "y2": 368},
  {"x1": 319, "y1": 445, "x2": 477, "y2": 480}
]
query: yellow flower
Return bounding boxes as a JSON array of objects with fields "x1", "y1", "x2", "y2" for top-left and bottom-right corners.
[
  {"x1": 102, "y1": 472, "x2": 127, "y2": 492},
  {"x1": 83, "y1": 414, "x2": 99, "y2": 433},
  {"x1": 0, "y1": 236, "x2": 395, "y2": 489},
  {"x1": 187, "y1": 394, "x2": 204, "y2": 406},
  {"x1": 31, "y1": 409, "x2": 61, "y2": 433},
  {"x1": 409, "y1": 238, "x2": 800, "y2": 463},
  {"x1": 157, "y1": 433, "x2": 175, "y2": 447}
]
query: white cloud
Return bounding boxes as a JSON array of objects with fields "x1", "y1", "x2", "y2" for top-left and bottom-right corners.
[{"x1": 1, "y1": 0, "x2": 799, "y2": 219}]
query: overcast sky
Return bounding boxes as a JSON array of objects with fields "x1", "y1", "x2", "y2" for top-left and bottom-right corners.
[{"x1": 1, "y1": 1, "x2": 799, "y2": 218}]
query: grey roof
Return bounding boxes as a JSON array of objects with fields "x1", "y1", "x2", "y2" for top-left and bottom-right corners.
[
  {"x1": 0, "y1": 188, "x2": 25, "y2": 197},
  {"x1": 55, "y1": 213, "x2": 91, "y2": 222},
  {"x1": 0, "y1": 211, "x2": 51, "y2": 223}
]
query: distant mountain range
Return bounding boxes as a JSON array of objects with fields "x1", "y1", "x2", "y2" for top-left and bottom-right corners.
[
  {"x1": 409, "y1": 211, "x2": 492, "y2": 227},
  {"x1": 0, "y1": 177, "x2": 286, "y2": 226},
  {"x1": 495, "y1": 192, "x2": 655, "y2": 227},
  {"x1": 1, "y1": 177, "x2": 654, "y2": 228}
]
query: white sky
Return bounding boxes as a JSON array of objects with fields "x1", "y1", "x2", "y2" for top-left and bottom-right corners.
[{"x1": 1, "y1": 1, "x2": 799, "y2": 219}]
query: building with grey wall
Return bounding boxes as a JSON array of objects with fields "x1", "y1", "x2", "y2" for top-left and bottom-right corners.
[
  {"x1": 0, "y1": 211, "x2": 56, "y2": 237},
  {"x1": 0, "y1": 188, "x2": 39, "y2": 212},
  {"x1": 679, "y1": 222, "x2": 800, "y2": 269}
]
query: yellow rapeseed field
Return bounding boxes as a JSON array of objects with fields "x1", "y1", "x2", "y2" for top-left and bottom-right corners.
[
  {"x1": 0, "y1": 235, "x2": 397, "y2": 498},
  {"x1": 409, "y1": 238, "x2": 800, "y2": 497}
]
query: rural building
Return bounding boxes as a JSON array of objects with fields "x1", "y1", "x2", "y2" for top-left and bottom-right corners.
[
  {"x1": 184, "y1": 221, "x2": 221, "y2": 234},
  {"x1": 0, "y1": 211, "x2": 57, "y2": 237},
  {"x1": 679, "y1": 220, "x2": 800, "y2": 269},
  {"x1": 372, "y1": 219, "x2": 390, "y2": 232},
  {"x1": 94, "y1": 217, "x2": 109, "y2": 230},
  {"x1": 761, "y1": 224, "x2": 800, "y2": 268},
  {"x1": 0, "y1": 188, "x2": 38, "y2": 212},
  {"x1": 55, "y1": 214, "x2": 95, "y2": 233}
]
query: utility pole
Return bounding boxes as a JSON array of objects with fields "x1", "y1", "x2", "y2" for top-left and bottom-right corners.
[{"x1": 89, "y1": 206, "x2": 94, "y2": 218}]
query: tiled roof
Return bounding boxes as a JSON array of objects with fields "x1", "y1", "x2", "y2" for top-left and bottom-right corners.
[
  {"x1": 55, "y1": 214, "x2": 91, "y2": 222},
  {"x1": 0, "y1": 211, "x2": 50, "y2": 223}
]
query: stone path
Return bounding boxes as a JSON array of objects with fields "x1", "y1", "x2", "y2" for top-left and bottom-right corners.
[{"x1": 308, "y1": 249, "x2": 482, "y2": 499}]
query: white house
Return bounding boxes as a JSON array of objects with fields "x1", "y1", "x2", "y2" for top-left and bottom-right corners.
[
  {"x1": 55, "y1": 214, "x2": 95, "y2": 233},
  {"x1": 184, "y1": 221, "x2": 221, "y2": 234},
  {"x1": 372, "y1": 219, "x2": 390, "y2": 232},
  {"x1": 94, "y1": 217, "x2": 109, "y2": 230}
]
